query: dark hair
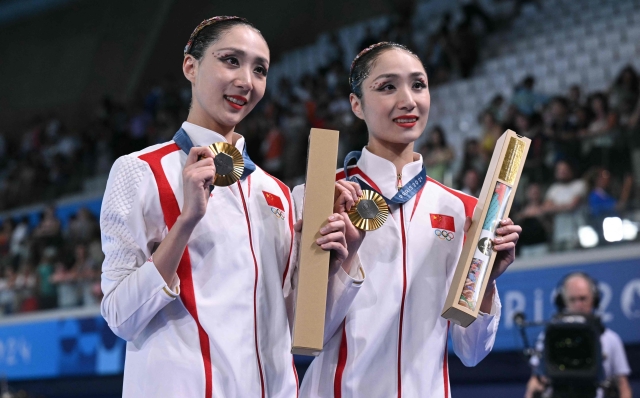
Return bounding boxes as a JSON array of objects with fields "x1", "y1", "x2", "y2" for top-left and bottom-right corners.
[
  {"x1": 349, "y1": 42, "x2": 421, "y2": 98},
  {"x1": 614, "y1": 65, "x2": 639, "y2": 93},
  {"x1": 187, "y1": 19, "x2": 262, "y2": 61},
  {"x1": 427, "y1": 125, "x2": 447, "y2": 149}
]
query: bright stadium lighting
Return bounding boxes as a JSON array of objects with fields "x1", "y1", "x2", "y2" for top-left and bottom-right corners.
[
  {"x1": 603, "y1": 217, "x2": 623, "y2": 242},
  {"x1": 622, "y1": 219, "x2": 638, "y2": 241},
  {"x1": 578, "y1": 226, "x2": 599, "y2": 248}
]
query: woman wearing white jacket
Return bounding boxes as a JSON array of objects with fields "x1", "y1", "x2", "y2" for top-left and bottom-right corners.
[
  {"x1": 300, "y1": 42, "x2": 522, "y2": 398},
  {"x1": 100, "y1": 17, "x2": 364, "y2": 398}
]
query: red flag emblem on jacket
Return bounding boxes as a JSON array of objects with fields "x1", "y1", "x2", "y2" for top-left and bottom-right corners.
[
  {"x1": 263, "y1": 191, "x2": 284, "y2": 212},
  {"x1": 430, "y1": 213, "x2": 455, "y2": 232}
]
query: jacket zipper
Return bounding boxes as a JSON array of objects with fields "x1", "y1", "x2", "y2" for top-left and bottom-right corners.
[
  {"x1": 237, "y1": 182, "x2": 266, "y2": 398},
  {"x1": 397, "y1": 173, "x2": 407, "y2": 398}
]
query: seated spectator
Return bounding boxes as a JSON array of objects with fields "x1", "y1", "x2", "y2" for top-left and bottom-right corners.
[
  {"x1": 543, "y1": 160, "x2": 587, "y2": 250},
  {"x1": 479, "y1": 111, "x2": 503, "y2": 161},
  {"x1": 66, "y1": 207, "x2": 98, "y2": 248},
  {"x1": 0, "y1": 266, "x2": 17, "y2": 315},
  {"x1": 543, "y1": 97, "x2": 581, "y2": 171},
  {"x1": 587, "y1": 168, "x2": 632, "y2": 217},
  {"x1": 73, "y1": 244, "x2": 100, "y2": 307},
  {"x1": 515, "y1": 112, "x2": 549, "y2": 183},
  {"x1": 514, "y1": 183, "x2": 550, "y2": 257},
  {"x1": 420, "y1": 125, "x2": 454, "y2": 184},
  {"x1": 460, "y1": 168, "x2": 481, "y2": 197},
  {"x1": 14, "y1": 261, "x2": 37, "y2": 312},
  {"x1": 457, "y1": 138, "x2": 487, "y2": 187},
  {"x1": 567, "y1": 84, "x2": 583, "y2": 114},
  {"x1": 32, "y1": 205, "x2": 62, "y2": 258},
  {"x1": 511, "y1": 76, "x2": 547, "y2": 116}
]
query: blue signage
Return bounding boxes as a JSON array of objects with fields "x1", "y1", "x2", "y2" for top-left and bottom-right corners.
[
  {"x1": 492, "y1": 258, "x2": 640, "y2": 351},
  {"x1": 0, "y1": 315, "x2": 125, "y2": 380}
]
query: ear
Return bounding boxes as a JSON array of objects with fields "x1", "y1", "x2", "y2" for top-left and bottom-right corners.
[
  {"x1": 350, "y1": 93, "x2": 365, "y2": 120},
  {"x1": 183, "y1": 55, "x2": 198, "y2": 85}
]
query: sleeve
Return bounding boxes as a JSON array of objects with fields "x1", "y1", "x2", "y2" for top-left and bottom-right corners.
[
  {"x1": 99, "y1": 155, "x2": 180, "y2": 342},
  {"x1": 450, "y1": 283, "x2": 501, "y2": 367},
  {"x1": 608, "y1": 331, "x2": 631, "y2": 377},
  {"x1": 284, "y1": 184, "x2": 365, "y2": 345}
]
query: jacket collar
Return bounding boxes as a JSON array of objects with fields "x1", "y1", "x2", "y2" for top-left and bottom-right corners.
[
  {"x1": 356, "y1": 147, "x2": 424, "y2": 200},
  {"x1": 181, "y1": 121, "x2": 246, "y2": 153}
]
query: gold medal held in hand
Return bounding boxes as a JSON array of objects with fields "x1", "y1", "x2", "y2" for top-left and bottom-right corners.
[
  {"x1": 347, "y1": 190, "x2": 389, "y2": 231},
  {"x1": 208, "y1": 142, "x2": 244, "y2": 186}
]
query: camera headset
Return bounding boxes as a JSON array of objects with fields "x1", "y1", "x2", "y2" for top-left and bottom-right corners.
[{"x1": 554, "y1": 271, "x2": 601, "y2": 313}]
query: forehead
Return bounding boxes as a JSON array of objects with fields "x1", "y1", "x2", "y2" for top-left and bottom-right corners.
[
  {"x1": 565, "y1": 276, "x2": 592, "y2": 295},
  {"x1": 211, "y1": 25, "x2": 269, "y2": 61},
  {"x1": 368, "y1": 49, "x2": 425, "y2": 77}
]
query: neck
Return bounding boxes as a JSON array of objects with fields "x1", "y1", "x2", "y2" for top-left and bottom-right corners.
[
  {"x1": 186, "y1": 108, "x2": 236, "y2": 144},
  {"x1": 367, "y1": 136, "x2": 416, "y2": 174}
]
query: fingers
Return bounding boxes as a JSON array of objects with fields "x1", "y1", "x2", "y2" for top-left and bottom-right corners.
[
  {"x1": 186, "y1": 146, "x2": 215, "y2": 167},
  {"x1": 493, "y1": 241, "x2": 516, "y2": 252},
  {"x1": 464, "y1": 216, "x2": 472, "y2": 233},
  {"x1": 493, "y1": 232, "x2": 519, "y2": 250},
  {"x1": 294, "y1": 219, "x2": 302, "y2": 233},
  {"x1": 336, "y1": 180, "x2": 362, "y2": 199},
  {"x1": 495, "y1": 223, "x2": 522, "y2": 237},
  {"x1": 335, "y1": 181, "x2": 360, "y2": 212},
  {"x1": 319, "y1": 216, "x2": 346, "y2": 236},
  {"x1": 316, "y1": 232, "x2": 346, "y2": 246},
  {"x1": 319, "y1": 242, "x2": 348, "y2": 260}
]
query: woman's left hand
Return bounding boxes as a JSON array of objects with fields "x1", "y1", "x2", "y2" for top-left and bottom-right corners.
[{"x1": 465, "y1": 217, "x2": 521, "y2": 283}]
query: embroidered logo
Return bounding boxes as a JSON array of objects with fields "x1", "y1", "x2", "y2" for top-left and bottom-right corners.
[
  {"x1": 263, "y1": 191, "x2": 285, "y2": 220},
  {"x1": 434, "y1": 229, "x2": 455, "y2": 241}
]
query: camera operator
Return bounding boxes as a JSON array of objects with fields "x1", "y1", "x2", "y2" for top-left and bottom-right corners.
[{"x1": 524, "y1": 272, "x2": 632, "y2": 398}]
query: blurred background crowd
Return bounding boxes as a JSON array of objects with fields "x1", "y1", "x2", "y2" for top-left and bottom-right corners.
[{"x1": 0, "y1": 0, "x2": 638, "y2": 315}]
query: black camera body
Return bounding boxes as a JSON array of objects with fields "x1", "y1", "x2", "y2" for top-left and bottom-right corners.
[{"x1": 542, "y1": 313, "x2": 604, "y2": 398}]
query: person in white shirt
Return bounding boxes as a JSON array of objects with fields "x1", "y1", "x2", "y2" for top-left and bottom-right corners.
[
  {"x1": 100, "y1": 16, "x2": 364, "y2": 398},
  {"x1": 300, "y1": 42, "x2": 522, "y2": 398},
  {"x1": 525, "y1": 272, "x2": 633, "y2": 398}
]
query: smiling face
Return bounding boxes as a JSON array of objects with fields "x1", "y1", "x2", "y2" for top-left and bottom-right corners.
[
  {"x1": 183, "y1": 25, "x2": 269, "y2": 134},
  {"x1": 350, "y1": 48, "x2": 430, "y2": 148}
]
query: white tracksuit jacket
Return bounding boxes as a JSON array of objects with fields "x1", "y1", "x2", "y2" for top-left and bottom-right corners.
[
  {"x1": 300, "y1": 148, "x2": 501, "y2": 398},
  {"x1": 100, "y1": 122, "x2": 363, "y2": 398}
]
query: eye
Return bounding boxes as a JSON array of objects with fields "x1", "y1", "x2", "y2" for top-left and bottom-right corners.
[
  {"x1": 378, "y1": 84, "x2": 395, "y2": 91},
  {"x1": 255, "y1": 65, "x2": 268, "y2": 77},
  {"x1": 413, "y1": 81, "x2": 427, "y2": 89},
  {"x1": 223, "y1": 56, "x2": 239, "y2": 66}
]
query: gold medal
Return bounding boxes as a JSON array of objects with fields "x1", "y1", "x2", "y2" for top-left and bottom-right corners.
[
  {"x1": 208, "y1": 142, "x2": 244, "y2": 186},
  {"x1": 347, "y1": 190, "x2": 389, "y2": 231}
]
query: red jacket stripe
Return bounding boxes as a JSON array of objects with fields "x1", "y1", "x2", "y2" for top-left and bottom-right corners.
[{"x1": 139, "y1": 144, "x2": 213, "y2": 398}]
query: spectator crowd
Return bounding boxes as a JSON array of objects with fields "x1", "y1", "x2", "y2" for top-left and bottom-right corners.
[{"x1": 0, "y1": 3, "x2": 639, "y2": 315}]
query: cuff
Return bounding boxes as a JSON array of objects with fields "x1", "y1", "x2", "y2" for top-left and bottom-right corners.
[
  {"x1": 339, "y1": 255, "x2": 365, "y2": 287},
  {"x1": 145, "y1": 259, "x2": 181, "y2": 301},
  {"x1": 478, "y1": 283, "x2": 501, "y2": 317}
]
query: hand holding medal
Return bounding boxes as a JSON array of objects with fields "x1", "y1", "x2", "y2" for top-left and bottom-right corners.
[{"x1": 198, "y1": 142, "x2": 245, "y2": 188}]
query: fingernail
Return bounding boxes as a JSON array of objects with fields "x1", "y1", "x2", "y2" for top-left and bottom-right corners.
[
  {"x1": 329, "y1": 215, "x2": 335, "y2": 221},
  {"x1": 495, "y1": 237, "x2": 503, "y2": 243}
]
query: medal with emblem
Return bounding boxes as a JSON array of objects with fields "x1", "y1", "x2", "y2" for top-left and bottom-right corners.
[
  {"x1": 205, "y1": 142, "x2": 244, "y2": 187},
  {"x1": 347, "y1": 190, "x2": 389, "y2": 231}
]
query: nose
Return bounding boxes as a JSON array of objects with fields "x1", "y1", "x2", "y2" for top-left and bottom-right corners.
[
  {"x1": 396, "y1": 86, "x2": 416, "y2": 112},
  {"x1": 234, "y1": 66, "x2": 253, "y2": 92}
]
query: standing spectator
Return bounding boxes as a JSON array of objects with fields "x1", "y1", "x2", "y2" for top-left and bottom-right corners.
[
  {"x1": 32, "y1": 205, "x2": 62, "y2": 258},
  {"x1": 516, "y1": 112, "x2": 548, "y2": 183},
  {"x1": 514, "y1": 183, "x2": 550, "y2": 257},
  {"x1": 50, "y1": 259, "x2": 79, "y2": 309},
  {"x1": 0, "y1": 267, "x2": 17, "y2": 314},
  {"x1": 35, "y1": 248, "x2": 57, "y2": 310},
  {"x1": 9, "y1": 217, "x2": 29, "y2": 268},
  {"x1": 0, "y1": 221, "x2": 12, "y2": 266},
  {"x1": 543, "y1": 97, "x2": 581, "y2": 170},
  {"x1": 582, "y1": 93, "x2": 618, "y2": 169},
  {"x1": 543, "y1": 160, "x2": 587, "y2": 250},
  {"x1": 457, "y1": 138, "x2": 487, "y2": 187},
  {"x1": 609, "y1": 65, "x2": 640, "y2": 126},
  {"x1": 460, "y1": 168, "x2": 481, "y2": 197},
  {"x1": 66, "y1": 207, "x2": 98, "y2": 248},
  {"x1": 567, "y1": 84, "x2": 583, "y2": 114},
  {"x1": 15, "y1": 261, "x2": 37, "y2": 312},
  {"x1": 73, "y1": 244, "x2": 99, "y2": 307},
  {"x1": 420, "y1": 125, "x2": 454, "y2": 184}
]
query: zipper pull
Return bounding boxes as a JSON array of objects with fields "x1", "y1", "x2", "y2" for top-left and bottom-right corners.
[{"x1": 397, "y1": 173, "x2": 403, "y2": 190}]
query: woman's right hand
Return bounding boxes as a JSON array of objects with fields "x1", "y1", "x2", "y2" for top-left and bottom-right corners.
[{"x1": 180, "y1": 146, "x2": 216, "y2": 226}]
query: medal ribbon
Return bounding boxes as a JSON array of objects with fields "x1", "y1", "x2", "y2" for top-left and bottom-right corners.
[
  {"x1": 343, "y1": 151, "x2": 427, "y2": 205},
  {"x1": 173, "y1": 128, "x2": 256, "y2": 179}
]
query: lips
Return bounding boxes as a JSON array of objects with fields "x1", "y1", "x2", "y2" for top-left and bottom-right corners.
[
  {"x1": 393, "y1": 115, "x2": 419, "y2": 128},
  {"x1": 224, "y1": 95, "x2": 248, "y2": 110}
]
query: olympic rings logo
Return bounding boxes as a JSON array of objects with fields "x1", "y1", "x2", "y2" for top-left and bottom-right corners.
[{"x1": 435, "y1": 229, "x2": 454, "y2": 241}]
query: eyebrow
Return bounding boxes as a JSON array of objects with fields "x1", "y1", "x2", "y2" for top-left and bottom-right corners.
[
  {"x1": 372, "y1": 72, "x2": 426, "y2": 81},
  {"x1": 215, "y1": 47, "x2": 270, "y2": 66}
]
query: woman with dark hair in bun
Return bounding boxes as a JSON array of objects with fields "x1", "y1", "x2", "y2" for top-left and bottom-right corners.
[
  {"x1": 300, "y1": 42, "x2": 522, "y2": 397},
  {"x1": 100, "y1": 17, "x2": 364, "y2": 398}
]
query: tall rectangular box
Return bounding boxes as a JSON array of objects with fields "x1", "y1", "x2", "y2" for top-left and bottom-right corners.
[
  {"x1": 291, "y1": 128, "x2": 340, "y2": 355},
  {"x1": 442, "y1": 130, "x2": 530, "y2": 327}
]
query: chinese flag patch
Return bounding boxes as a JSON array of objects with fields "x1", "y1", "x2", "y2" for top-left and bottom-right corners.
[
  {"x1": 430, "y1": 214, "x2": 455, "y2": 232},
  {"x1": 263, "y1": 191, "x2": 284, "y2": 212}
]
